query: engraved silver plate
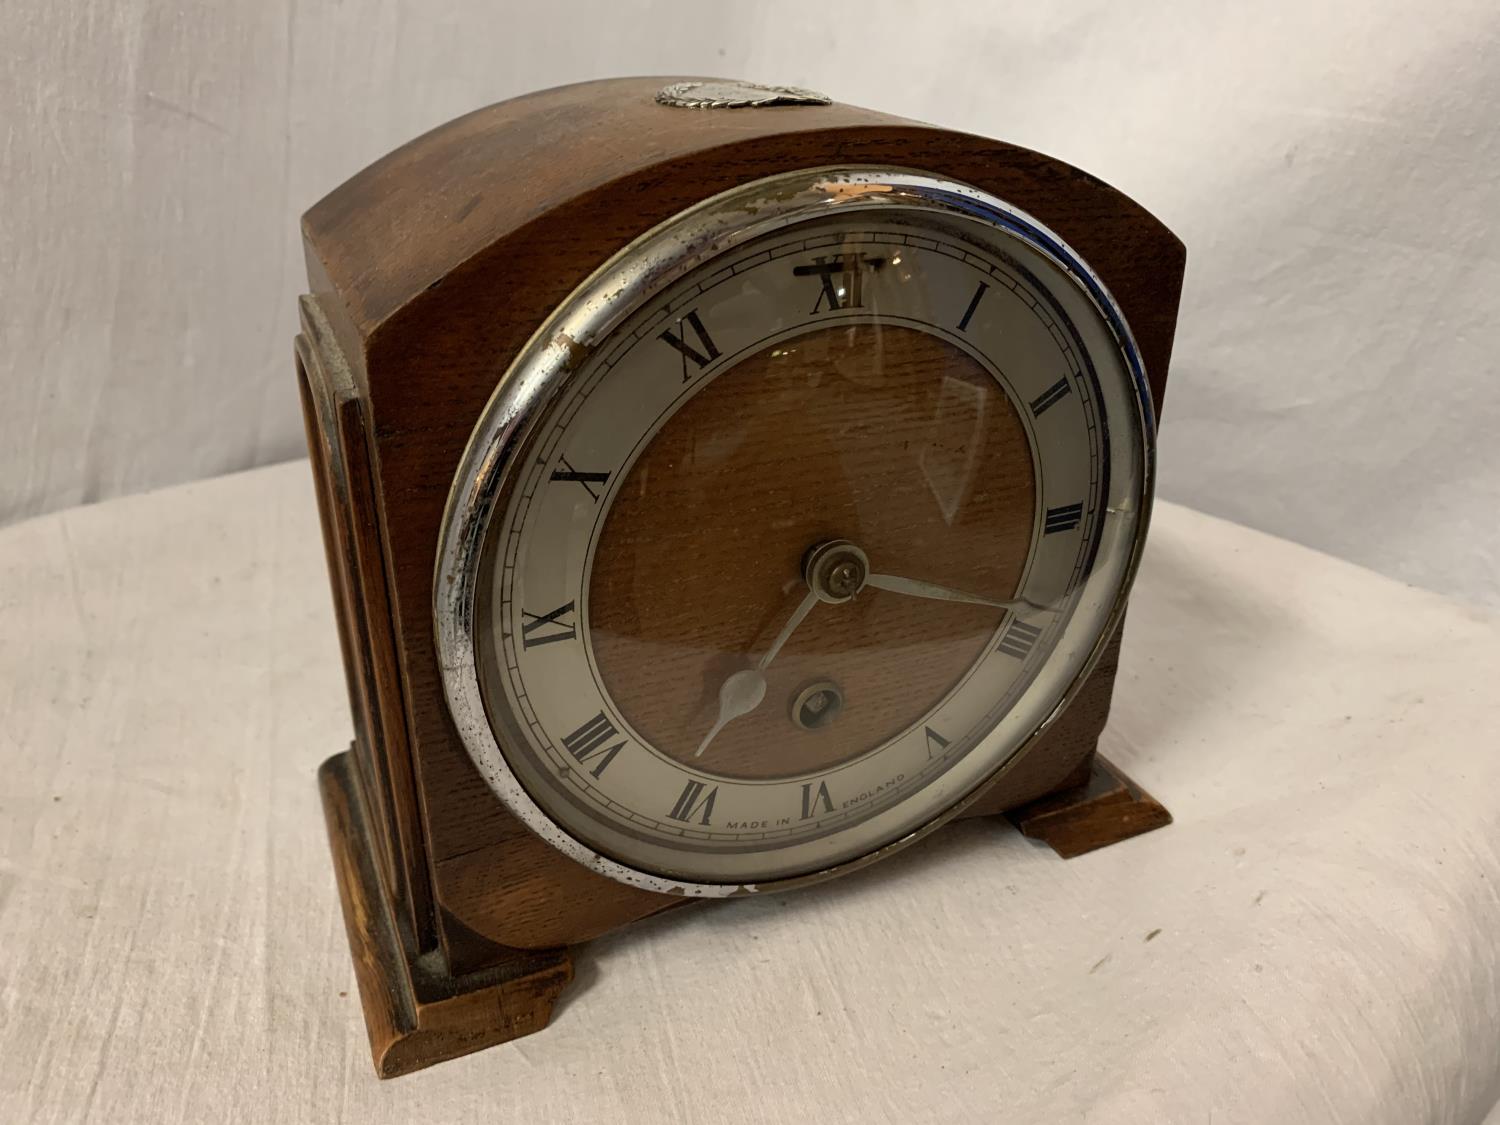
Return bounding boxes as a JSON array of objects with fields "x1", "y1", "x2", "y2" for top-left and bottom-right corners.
[{"x1": 655, "y1": 80, "x2": 832, "y2": 109}]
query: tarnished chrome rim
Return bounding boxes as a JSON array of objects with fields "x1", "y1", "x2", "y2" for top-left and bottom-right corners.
[{"x1": 434, "y1": 166, "x2": 1157, "y2": 898}]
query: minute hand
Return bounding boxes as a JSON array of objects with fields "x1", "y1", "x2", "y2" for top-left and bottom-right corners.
[{"x1": 865, "y1": 572, "x2": 1032, "y2": 612}]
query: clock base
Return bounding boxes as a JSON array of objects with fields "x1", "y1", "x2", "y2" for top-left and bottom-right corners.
[
  {"x1": 1006, "y1": 755, "x2": 1172, "y2": 858},
  {"x1": 322, "y1": 745, "x2": 1169, "y2": 1078},
  {"x1": 319, "y1": 750, "x2": 573, "y2": 1079}
]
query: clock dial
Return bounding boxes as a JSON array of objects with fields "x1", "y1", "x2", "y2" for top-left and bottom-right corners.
[
  {"x1": 449, "y1": 171, "x2": 1153, "y2": 891},
  {"x1": 590, "y1": 322, "x2": 1036, "y2": 783}
]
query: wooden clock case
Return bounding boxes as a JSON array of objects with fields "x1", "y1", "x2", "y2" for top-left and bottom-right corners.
[{"x1": 295, "y1": 77, "x2": 1184, "y2": 1077}]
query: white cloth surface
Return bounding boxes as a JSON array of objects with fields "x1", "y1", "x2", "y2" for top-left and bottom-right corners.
[
  {"x1": 1, "y1": 461, "x2": 1497, "y2": 1124},
  {"x1": 3, "y1": 0, "x2": 1499, "y2": 607}
]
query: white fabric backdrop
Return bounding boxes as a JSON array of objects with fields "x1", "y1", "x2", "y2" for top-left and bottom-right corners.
[
  {"x1": 2, "y1": 462, "x2": 1498, "y2": 1124},
  {"x1": 3, "y1": 0, "x2": 1498, "y2": 605}
]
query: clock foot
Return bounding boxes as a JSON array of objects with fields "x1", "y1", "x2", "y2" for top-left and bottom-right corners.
[
  {"x1": 319, "y1": 750, "x2": 574, "y2": 1078},
  {"x1": 1005, "y1": 754, "x2": 1172, "y2": 859}
]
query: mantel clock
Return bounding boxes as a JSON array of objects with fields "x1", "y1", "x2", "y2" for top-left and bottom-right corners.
[{"x1": 295, "y1": 77, "x2": 1184, "y2": 1077}]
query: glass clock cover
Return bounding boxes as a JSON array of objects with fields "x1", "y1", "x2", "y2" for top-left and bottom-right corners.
[{"x1": 436, "y1": 168, "x2": 1154, "y2": 894}]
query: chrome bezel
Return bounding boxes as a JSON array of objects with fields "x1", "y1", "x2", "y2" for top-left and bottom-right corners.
[{"x1": 434, "y1": 166, "x2": 1157, "y2": 898}]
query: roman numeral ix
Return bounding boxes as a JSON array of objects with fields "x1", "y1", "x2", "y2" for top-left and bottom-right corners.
[
  {"x1": 560, "y1": 711, "x2": 624, "y2": 779},
  {"x1": 520, "y1": 601, "x2": 576, "y2": 649}
]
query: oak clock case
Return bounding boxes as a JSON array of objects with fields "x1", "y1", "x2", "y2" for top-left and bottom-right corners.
[{"x1": 296, "y1": 78, "x2": 1184, "y2": 1077}]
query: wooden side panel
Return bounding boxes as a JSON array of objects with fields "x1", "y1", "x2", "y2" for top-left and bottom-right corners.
[
  {"x1": 297, "y1": 339, "x2": 399, "y2": 903},
  {"x1": 319, "y1": 751, "x2": 572, "y2": 1078},
  {"x1": 295, "y1": 346, "x2": 363, "y2": 741},
  {"x1": 298, "y1": 301, "x2": 435, "y2": 950}
]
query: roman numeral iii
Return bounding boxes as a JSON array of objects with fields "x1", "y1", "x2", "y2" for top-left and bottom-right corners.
[
  {"x1": 560, "y1": 711, "x2": 624, "y2": 778},
  {"x1": 520, "y1": 601, "x2": 577, "y2": 648},
  {"x1": 996, "y1": 618, "x2": 1043, "y2": 660},
  {"x1": 658, "y1": 308, "x2": 720, "y2": 380},
  {"x1": 667, "y1": 780, "x2": 718, "y2": 826},
  {"x1": 1044, "y1": 503, "x2": 1084, "y2": 534}
]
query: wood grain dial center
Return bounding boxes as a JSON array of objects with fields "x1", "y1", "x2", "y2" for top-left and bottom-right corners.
[{"x1": 588, "y1": 324, "x2": 1037, "y2": 781}]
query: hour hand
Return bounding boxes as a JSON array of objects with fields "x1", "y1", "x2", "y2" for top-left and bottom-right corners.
[
  {"x1": 693, "y1": 668, "x2": 768, "y2": 758},
  {"x1": 694, "y1": 589, "x2": 819, "y2": 758},
  {"x1": 865, "y1": 572, "x2": 1031, "y2": 612}
]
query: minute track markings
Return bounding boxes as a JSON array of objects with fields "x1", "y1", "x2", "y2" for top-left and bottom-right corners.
[{"x1": 532, "y1": 235, "x2": 1087, "y2": 456}]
